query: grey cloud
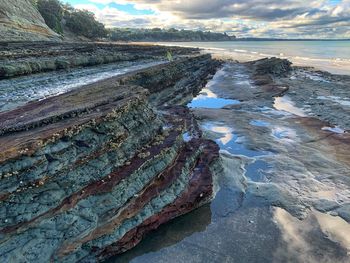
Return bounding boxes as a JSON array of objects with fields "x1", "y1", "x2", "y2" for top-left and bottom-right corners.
[
  {"x1": 90, "y1": 0, "x2": 350, "y2": 38},
  {"x1": 131, "y1": 0, "x2": 318, "y2": 20}
]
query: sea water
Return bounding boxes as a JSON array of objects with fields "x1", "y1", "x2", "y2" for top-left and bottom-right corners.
[{"x1": 156, "y1": 40, "x2": 350, "y2": 75}]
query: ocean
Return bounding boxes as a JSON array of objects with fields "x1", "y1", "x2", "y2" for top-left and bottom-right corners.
[{"x1": 156, "y1": 40, "x2": 350, "y2": 75}]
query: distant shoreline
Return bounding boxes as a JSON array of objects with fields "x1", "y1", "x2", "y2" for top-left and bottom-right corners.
[
  {"x1": 0, "y1": 39, "x2": 349, "y2": 45},
  {"x1": 231, "y1": 38, "x2": 350, "y2": 41},
  {"x1": 151, "y1": 40, "x2": 350, "y2": 75},
  {"x1": 130, "y1": 38, "x2": 350, "y2": 42}
]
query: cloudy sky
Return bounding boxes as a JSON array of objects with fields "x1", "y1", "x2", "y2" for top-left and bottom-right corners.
[{"x1": 63, "y1": 0, "x2": 350, "y2": 38}]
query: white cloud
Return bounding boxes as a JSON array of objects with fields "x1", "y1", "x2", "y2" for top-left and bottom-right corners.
[{"x1": 72, "y1": 0, "x2": 350, "y2": 38}]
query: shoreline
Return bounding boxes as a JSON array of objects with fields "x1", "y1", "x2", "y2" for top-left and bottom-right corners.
[
  {"x1": 108, "y1": 56, "x2": 350, "y2": 263},
  {"x1": 139, "y1": 41, "x2": 350, "y2": 76},
  {"x1": 0, "y1": 42, "x2": 349, "y2": 262}
]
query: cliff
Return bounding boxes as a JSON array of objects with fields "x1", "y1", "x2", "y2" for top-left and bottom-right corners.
[
  {"x1": 0, "y1": 52, "x2": 221, "y2": 262},
  {"x1": 0, "y1": 0, "x2": 59, "y2": 42}
]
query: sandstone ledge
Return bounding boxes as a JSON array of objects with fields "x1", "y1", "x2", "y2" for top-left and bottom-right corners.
[
  {"x1": 0, "y1": 42, "x2": 200, "y2": 79},
  {"x1": 0, "y1": 54, "x2": 221, "y2": 262}
]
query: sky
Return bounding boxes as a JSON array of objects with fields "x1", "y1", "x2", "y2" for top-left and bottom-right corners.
[{"x1": 63, "y1": 0, "x2": 350, "y2": 38}]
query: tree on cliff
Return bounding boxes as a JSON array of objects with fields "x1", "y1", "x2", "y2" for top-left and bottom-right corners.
[
  {"x1": 36, "y1": 0, "x2": 63, "y2": 34},
  {"x1": 65, "y1": 10, "x2": 107, "y2": 39},
  {"x1": 109, "y1": 28, "x2": 236, "y2": 42},
  {"x1": 34, "y1": 0, "x2": 106, "y2": 39}
]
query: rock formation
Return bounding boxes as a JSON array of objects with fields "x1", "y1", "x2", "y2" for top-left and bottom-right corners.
[
  {"x1": 0, "y1": 0, "x2": 59, "y2": 42},
  {"x1": 250, "y1": 57, "x2": 292, "y2": 77},
  {"x1": 0, "y1": 53, "x2": 221, "y2": 262},
  {"x1": 245, "y1": 58, "x2": 292, "y2": 96},
  {"x1": 0, "y1": 42, "x2": 200, "y2": 79}
]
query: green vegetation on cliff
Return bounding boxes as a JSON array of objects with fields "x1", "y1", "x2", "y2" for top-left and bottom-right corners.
[
  {"x1": 65, "y1": 9, "x2": 107, "y2": 39},
  {"x1": 109, "y1": 28, "x2": 236, "y2": 42},
  {"x1": 31, "y1": 1, "x2": 234, "y2": 41},
  {"x1": 36, "y1": 0, "x2": 63, "y2": 34},
  {"x1": 34, "y1": 0, "x2": 107, "y2": 38}
]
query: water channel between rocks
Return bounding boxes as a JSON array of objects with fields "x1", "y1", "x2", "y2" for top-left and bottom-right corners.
[{"x1": 0, "y1": 60, "x2": 164, "y2": 112}]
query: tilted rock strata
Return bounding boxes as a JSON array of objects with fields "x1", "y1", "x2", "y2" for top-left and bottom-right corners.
[
  {"x1": 96, "y1": 129, "x2": 219, "y2": 261},
  {"x1": 76, "y1": 54, "x2": 221, "y2": 107},
  {"x1": 0, "y1": 56, "x2": 220, "y2": 262},
  {"x1": 122, "y1": 54, "x2": 221, "y2": 106},
  {"x1": 0, "y1": 42, "x2": 200, "y2": 79}
]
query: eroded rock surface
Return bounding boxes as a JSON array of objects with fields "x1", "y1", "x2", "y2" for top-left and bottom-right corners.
[
  {"x1": 0, "y1": 53, "x2": 221, "y2": 262},
  {"x1": 0, "y1": 42, "x2": 199, "y2": 79},
  {"x1": 115, "y1": 57, "x2": 349, "y2": 263}
]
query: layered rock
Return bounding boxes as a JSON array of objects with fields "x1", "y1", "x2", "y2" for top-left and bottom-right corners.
[
  {"x1": 245, "y1": 58, "x2": 291, "y2": 96},
  {"x1": 250, "y1": 57, "x2": 292, "y2": 77},
  {"x1": 80, "y1": 53, "x2": 221, "y2": 107},
  {"x1": 0, "y1": 54, "x2": 220, "y2": 262},
  {"x1": 0, "y1": 42, "x2": 199, "y2": 79},
  {"x1": 0, "y1": 0, "x2": 59, "y2": 42}
]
